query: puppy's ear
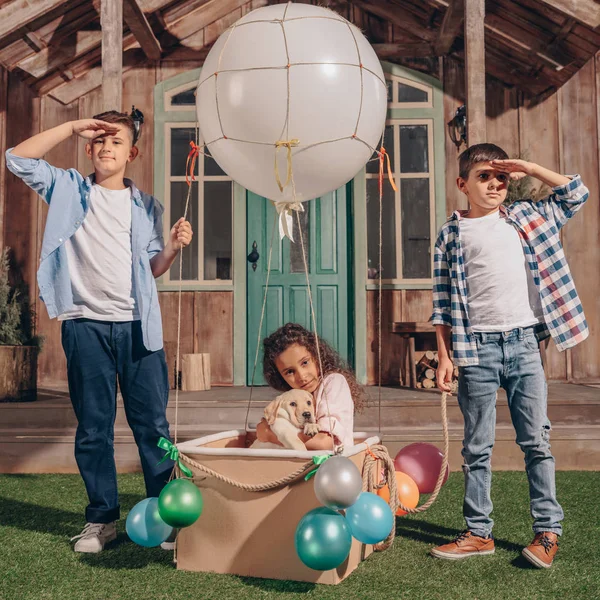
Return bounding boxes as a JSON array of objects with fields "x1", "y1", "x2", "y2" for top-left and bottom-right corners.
[{"x1": 264, "y1": 395, "x2": 284, "y2": 425}]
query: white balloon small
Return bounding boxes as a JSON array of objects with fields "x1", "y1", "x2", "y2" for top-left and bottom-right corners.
[{"x1": 196, "y1": 3, "x2": 387, "y2": 205}]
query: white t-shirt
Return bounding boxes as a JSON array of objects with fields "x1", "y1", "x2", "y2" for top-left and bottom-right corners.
[
  {"x1": 460, "y1": 210, "x2": 543, "y2": 332},
  {"x1": 314, "y1": 373, "x2": 354, "y2": 450},
  {"x1": 59, "y1": 184, "x2": 139, "y2": 322}
]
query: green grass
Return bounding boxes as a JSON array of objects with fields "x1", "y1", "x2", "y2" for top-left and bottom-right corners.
[{"x1": 0, "y1": 472, "x2": 598, "y2": 600}]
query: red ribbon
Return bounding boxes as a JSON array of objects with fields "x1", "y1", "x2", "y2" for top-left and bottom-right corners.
[
  {"x1": 185, "y1": 141, "x2": 200, "y2": 186},
  {"x1": 378, "y1": 146, "x2": 398, "y2": 197}
]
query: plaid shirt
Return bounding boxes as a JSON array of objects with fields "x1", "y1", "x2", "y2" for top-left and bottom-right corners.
[{"x1": 431, "y1": 175, "x2": 589, "y2": 366}]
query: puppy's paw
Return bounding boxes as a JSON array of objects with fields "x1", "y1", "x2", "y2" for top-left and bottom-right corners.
[{"x1": 304, "y1": 422, "x2": 321, "y2": 437}]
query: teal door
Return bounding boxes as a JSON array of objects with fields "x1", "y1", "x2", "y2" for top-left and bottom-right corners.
[{"x1": 246, "y1": 187, "x2": 352, "y2": 386}]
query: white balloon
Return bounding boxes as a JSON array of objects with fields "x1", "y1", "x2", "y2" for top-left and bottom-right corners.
[{"x1": 196, "y1": 3, "x2": 387, "y2": 203}]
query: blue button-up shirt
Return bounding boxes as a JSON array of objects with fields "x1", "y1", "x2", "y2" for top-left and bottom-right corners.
[{"x1": 6, "y1": 149, "x2": 165, "y2": 351}]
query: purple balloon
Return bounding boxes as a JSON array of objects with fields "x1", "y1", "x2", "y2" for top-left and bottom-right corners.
[{"x1": 394, "y1": 443, "x2": 449, "y2": 494}]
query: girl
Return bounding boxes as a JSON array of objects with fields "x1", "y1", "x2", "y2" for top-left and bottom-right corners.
[{"x1": 256, "y1": 323, "x2": 364, "y2": 451}]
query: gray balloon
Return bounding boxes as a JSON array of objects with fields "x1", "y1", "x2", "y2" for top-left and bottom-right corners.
[{"x1": 314, "y1": 456, "x2": 363, "y2": 510}]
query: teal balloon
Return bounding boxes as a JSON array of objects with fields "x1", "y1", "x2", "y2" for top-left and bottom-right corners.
[
  {"x1": 126, "y1": 497, "x2": 173, "y2": 547},
  {"x1": 345, "y1": 492, "x2": 394, "y2": 544},
  {"x1": 158, "y1": 478, "x2": 203, "y2": 528},
  {"x1": 295, "y1": 507, "x2": 352, "y2": 571}
]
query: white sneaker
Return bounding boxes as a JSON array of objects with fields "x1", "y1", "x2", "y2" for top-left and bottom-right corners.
[
  {"x1": 160, "y1": 529, "x2": 178, "y2": 551},
  {"x1": 71, "y1": 522, "x2": 117, "y2": 553}
]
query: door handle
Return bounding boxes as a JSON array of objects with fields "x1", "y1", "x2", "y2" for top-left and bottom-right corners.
[{"x1": 247, "y1": 241, "x2": 260, "y2": 272}]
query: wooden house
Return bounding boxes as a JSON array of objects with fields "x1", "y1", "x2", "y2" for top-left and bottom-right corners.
[{"x1": 1, "y1": 0, "x2": 599, "y2": 391}]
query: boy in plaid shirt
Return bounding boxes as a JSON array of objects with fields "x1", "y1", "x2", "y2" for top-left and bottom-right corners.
[{"x1": 430, "y1": 143, "x2": 589, "y2": 568}]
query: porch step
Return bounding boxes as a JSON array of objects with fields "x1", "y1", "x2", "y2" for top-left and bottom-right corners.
[
  {"x1": 2, "y1": 388, "x2": 599, "y2": 431},
  {"x1": 1, "y1": 424, "x2": 599, "y2": 474},
  {"x1": 1, "y1": 383, "x2": 598, "y2": 474}
]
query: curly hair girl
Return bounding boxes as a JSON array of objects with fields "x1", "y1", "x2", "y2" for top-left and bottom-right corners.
[{"x1": 263, "y1": 322, "x2": 365, "y2": 413}]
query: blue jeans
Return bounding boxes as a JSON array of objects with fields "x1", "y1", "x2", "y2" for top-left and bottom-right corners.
[
  {"x1": 61, "y1": 319, "x2": 174, "y2": 523},
  {"x1": 457, "y1": 326, "x2": 563, "y2": 537}
]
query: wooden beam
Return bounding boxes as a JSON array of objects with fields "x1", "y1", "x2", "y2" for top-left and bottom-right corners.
[
  {"x1": 464, "y1": 0, "x2": 485, "y2": 145},
  {"x1": 161, "y1": 0, "x2": 247, "y2": 42},
  {"x1": 33, "y1": 33, "x2": 136, "y2": 96},
  {"x1": 123, "y1": 0, "x2": 162, "y2": 60},
  {"x1": 372, "y1": 43, "x2": 434, "y2": 59},
  {"x1": 49, "y1": 49, "x2": 146, "y2": 105},
  {"x1": 348, "y1": 0, "x2": 437, "y2": 43},
  {"x1": 484, "y1": 23, "x2": 569, "y2": 72},
  {"x1": 101, "y1": 0, "x2": 123, "y2": 111},
  {"x1": 0, "y1": 0, "x2": 68, "y2": 42},
  {"x1": 537, "y1": 0, "x2": 600, "y2": 29},
  {"x1": 434, "y1": 0, "x2": 464, "y2": 56},
  {"x1": 0, "y1": 3, "x2": 95, "y2": 70},
  {"x1": 16, "y1": 30, "x2": 103, "y2": 79}
]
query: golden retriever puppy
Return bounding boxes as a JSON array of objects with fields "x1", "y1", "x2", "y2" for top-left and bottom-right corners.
[{"x1": 250, "y1": 389, "x2": 320, "y2": 450}]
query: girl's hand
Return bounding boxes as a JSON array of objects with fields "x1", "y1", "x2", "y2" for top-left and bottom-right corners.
[
  {"x1": 169, "y1": 217, "x2": 193, "y2": 251},
  {"x1": 71, "y1": 119, "x2": 119, "y2": 140},
  {"x1": 436, "y1": 357, "x2": 454, "y2": 392},
  {"x1": 256, "y1": 418, "x2": 282, "y2": 445},
  {"x1": 490, "y1": 159, "x2": 537, "y2": 181}
]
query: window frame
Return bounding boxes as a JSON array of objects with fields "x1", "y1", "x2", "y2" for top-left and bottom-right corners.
[
  {"x1": 154, "y1": 68, "x2": 236, "y2": 292},
  {"x1": 366, "y1": 118, "x2": 436, "y2": 285},
  {"x1": 162, "y1": 122, "x2": 234, "y2": 286},
  {"x1": 359, "y1": 61, "x2": 446, "y2": 292},
  {"x1": 386, "y1": 74, "x2": 433, "y2": 109}
]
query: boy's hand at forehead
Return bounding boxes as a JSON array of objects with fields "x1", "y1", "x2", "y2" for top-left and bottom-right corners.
[
  {"x1": 169, "y1": 217, "x2": 193, "y2": 251},
  {"x1": 71, "y1": 119, "x2": 120, "y2": 140},
  {"x1": 490, "y1": 159, "x2": 536, "y2": 181}
]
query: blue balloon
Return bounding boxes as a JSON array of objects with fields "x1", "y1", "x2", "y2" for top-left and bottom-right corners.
[
  {"x1": 126, "y1": 497, "x2": 173, "y2": 547},
  {"x1": 295, "y1": 507, "x2": 352, "y2": 571},
  {"x1": 345, "y1": 492, "x2": 394, "y2": 544}
]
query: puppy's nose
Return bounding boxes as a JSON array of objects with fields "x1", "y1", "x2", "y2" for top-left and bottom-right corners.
[{"x1": 302, "y1": 411, "x2": 312, "y2": 419}]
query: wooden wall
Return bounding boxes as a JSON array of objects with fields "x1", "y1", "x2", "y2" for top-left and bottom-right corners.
[
  {"x1": 1, "y1": 52, "x2": 599, "y2": 388},
  {"x1": 367, "y1": 54, "x2": 600, "y2": 385}
]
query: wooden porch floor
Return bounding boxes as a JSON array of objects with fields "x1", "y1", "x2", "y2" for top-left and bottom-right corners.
[{"x1": 1, "y1": 383, "x2": 599, "y2": 473}]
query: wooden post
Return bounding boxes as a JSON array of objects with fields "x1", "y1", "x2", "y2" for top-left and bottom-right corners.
[
  {"x1": 464, "y1": 0, "x2": 486, "y2": 145},
  {"x1": 101, "y1": 0, "x2": 123, "y2": 112},
  {"x1": 181, "y1": 354, "x2": 211, "y2": 391}
]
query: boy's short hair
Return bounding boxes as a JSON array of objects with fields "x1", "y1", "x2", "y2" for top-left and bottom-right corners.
[
  {"x1": 92, "y1": 110, "x2": 138, "y2": 145},
  {"x1": 458, "y1": 143, "x2": 508, "y2": 179}
]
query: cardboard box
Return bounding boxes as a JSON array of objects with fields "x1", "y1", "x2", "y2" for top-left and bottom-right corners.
[{"x1": 175, "y1": 431, "x2": 380, "y2": 584}]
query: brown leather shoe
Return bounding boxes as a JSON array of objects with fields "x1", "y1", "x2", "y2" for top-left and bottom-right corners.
[
  {"x1": 430, "y1": 531, "x2": 495, "y2": 560},
  {"x1": 522, "y1": 532, "x2": 559, "y2": 568}
]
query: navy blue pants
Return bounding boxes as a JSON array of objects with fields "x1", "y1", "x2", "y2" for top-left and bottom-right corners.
[{"x1": 61, "y1": 319, "x2": 174, "y2": 523}]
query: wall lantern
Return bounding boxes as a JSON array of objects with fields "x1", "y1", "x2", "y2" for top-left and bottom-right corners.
[
  {"x1": 447, "y1": 105, "x2": 467, "y2": 148},
  {"x1": 130, "y1": 105, "x2": 144, "y2": 144}
]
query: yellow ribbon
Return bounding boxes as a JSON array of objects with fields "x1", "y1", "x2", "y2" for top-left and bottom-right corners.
[{"x1": 274, "y1": 138, "x2": 300, "y2": 193}]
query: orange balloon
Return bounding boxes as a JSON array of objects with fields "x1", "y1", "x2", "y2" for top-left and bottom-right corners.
[{"x1": 377, "y1": 471, "x2": 420, "y2": 516}]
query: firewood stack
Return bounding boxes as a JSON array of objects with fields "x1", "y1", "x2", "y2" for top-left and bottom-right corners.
[{"x1": 415, "y1": 351, "x2": 459, "y2": 391}]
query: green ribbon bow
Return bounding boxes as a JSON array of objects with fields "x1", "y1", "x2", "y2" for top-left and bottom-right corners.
[
  {"x1": 157, "y1": 437, "x2": 193, "y2": 478},
  {"x1": 304, "y1": 455, "x2": 330, "y2": 481}
]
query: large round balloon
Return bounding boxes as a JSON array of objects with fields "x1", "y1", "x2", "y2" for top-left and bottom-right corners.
[
  {"x1": 295, "y1": 507, "x2": 352, "y2": 571},
  {"x1": 158, "y1": 479, "x2": 203, "y2": 528},
  {"x1": 314, "y1": 455, "x2": 363, "y2": 510},
  {"x1": 196, "y1": 3, "x2": 387, "y2": 203},
  {"x1": 345, "y1": 492, "x2": 394, "y2": 544},
  {"x1": 377, "y1": 471, "x2": 420, "y2": 516},
  {"x1": 126, "y1": 497, "x2": 173, "y2": 547},
  {"x1": 394, "y1": 443, "x2": 449, "y2": 494}
]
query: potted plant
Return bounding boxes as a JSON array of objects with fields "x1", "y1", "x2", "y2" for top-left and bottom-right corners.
[{"x1": 0, "y1": 247, "x2": 43, "y2": 402}]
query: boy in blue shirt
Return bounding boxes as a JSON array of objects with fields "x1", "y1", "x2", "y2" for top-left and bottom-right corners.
[
  {"x1": 430, "y1": 143, "x2": 588, "y2": 568},
  {"x1": 7, "y1": 112, "x2": 192, "y2": 553}
]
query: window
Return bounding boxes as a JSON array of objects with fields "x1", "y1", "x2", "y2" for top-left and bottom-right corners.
[
  {"x1": 366, "y1": 74, "x2": 437, "y2": 284},
  {"x1": 163, "y1": 117, "x2": 233, "y2": 285},
  {"x1": 387, "y1": 74, "x2": 432, "y2": 108}
]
